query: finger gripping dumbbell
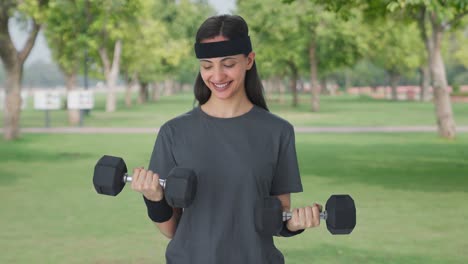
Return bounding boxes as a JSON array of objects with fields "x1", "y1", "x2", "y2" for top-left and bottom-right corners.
[
  {"x1": 92, "y1": 155, "x2": 197, "y2": 208},
  {"x1": 256, "y1": 194, "x2": 356, "y2": 235}
]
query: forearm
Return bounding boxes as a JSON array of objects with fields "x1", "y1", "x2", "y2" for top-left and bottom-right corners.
[
  {"x1": 155, "y1": 208, "x2": 182, "y2": 239},
  {"x1": 275, "y1": 193, "x2": 299, "y2": 235},
  {"x1": 276, "y1": 193, "x2": 291, "y2": 212}
]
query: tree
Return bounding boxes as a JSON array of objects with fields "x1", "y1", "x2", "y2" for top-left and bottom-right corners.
[
  {"x1": 119, "y1": 0, "x2": 214, "y2": 105},
  {"x1": 386, "y1": 0, "x2": 468, "y2": 138},
  {"x1": 44, "y1": 0, "x2": 88, "y2": 125},
  {"x1": 153, "y1": 0, "x2": 214, "y2": 97},
  {"x1": 301, "y1": 5, "x2": 366, "y2": 110},
  {"x1": 240, "y1": 0, "x2": 366, "y2": 110},
  {"x1": 309, "y1": 0, "x2": 467, "y2": 138},
  {"x1": 239, "y1": 0, "x2": 309, "y2": 107},
  {"x1": 366, "y1": 19, "x2": 423, "y2": 100},
  {"x1": 119, "y1": 0, "x2": 171, "y2": 105},
  {"x1": 0, "y1": 0, "x2": 49, "y2": 140},
  {"x1": 85, "y1": 0, "x2": 142, "y2": 112}
]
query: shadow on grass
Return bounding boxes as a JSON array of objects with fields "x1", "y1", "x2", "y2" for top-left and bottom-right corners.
[
  {"x1": 282, "y1": 243, "x2": 457, "y2": 264},
  {"x1": 297, "y1": 137, "x2": 468, "y2": 193},
  {"x1": 269, "y1": 95, "x2": 432, "y2": 115},
  {"x1": 0, "y1": 137, "x2": 93, "y2": 186}
]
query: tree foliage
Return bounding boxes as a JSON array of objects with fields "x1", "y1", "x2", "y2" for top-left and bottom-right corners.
[{"x1": 367, "y1": 19, "x2": 423, "y2": 77}]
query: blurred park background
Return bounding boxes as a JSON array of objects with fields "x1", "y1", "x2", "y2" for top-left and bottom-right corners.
[{"x1": 1, "y1": 0, "x2": 468, "y2": 263}]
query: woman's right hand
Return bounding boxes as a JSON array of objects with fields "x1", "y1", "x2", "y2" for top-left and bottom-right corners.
[{"x1": 131, "y1": 167, "x2": 164, "y2": 202}]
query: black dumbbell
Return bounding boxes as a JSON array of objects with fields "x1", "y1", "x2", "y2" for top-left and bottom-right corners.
[
  {"x1": 255, "y1": 194, "x2": 356, "y2": 235},
  {"x1": 93, "y1": 155, "x2": 198, "y2": 208}
]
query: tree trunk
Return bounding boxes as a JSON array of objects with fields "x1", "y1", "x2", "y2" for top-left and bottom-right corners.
[
  {"x1": 138, "y1": 82, "x2": 149, "y2": 104},
  {"x1": 417, "y1": 7, "x2": 433, "y2": 103},
  {"x1": 264, "y1": 79, "x2": 271, "y2": 101},
  {"x1": 345, "y1": 69, "x2": 352, "y2": 91},
  {"x1": 124, "y1": 73, "x2": 134, "y2": 108},
  {"x1": 320, "y1": 78, "x2": 327, "y2": 95},
  {"x1": 99, "y1": 40, "x2": 122, "y2": 113},
  {"x1": 430, "y1": 27, "x2": 456, "y2": 139},
  {"x1": 174, "y1": 82, "x2": 182, "y2": 93},
  {"x1": 290, "y1": 77, "x2": 298, "y2": 107},
  {"x1": 309, "y1": 39, "x2": 320, "y2": 112},
  {"x1": 418, "y1": 8, "x2": 455, "y2": 138},
  {"x1": 419, "y1": 64, "x2": 431, "y2": 101},
  {"x1": 152, "y1": 82, "x2": 160, "y2": 102},
  {"x1": 64, "y1": 72, "x2": 80, "y2": 126},
  {"x1": 3, "y1": 65, "x2": 22, "y2": 140},
  {"x1": 105, "y1": 73, "x2": 117, "y2": 112},
  {"x1": 0, "y1": 13, "x2": 41, "y2": 140},
  {"x1": 125, "y1": 85, "x2": 132, "y2": 107},
  {"x1": 278, "y1": 77, "x2": 286, "y2": 104},
  {"x1": 389, "y1": 71, "x2": 400, "y2": 101},
  {"x1": 288, "y1": 62, "x2": 298, "y2": 107},
  {"x1": 164, "y1": 79, "x2": 174, "y2": 96},
  {"x1": 271, "y1": 76, "x2": 280, "y2": 102}
]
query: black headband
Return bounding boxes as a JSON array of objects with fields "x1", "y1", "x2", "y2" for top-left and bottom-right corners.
[{"x1": 194, "y1": 36, "x2": 252, "y2": 59}]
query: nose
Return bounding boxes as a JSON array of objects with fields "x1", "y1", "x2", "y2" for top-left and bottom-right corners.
[{"x1": 212, "y1": 66, "x2": 226, "y2": 82}]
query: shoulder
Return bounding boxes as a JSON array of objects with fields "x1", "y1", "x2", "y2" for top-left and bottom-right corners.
[
  {"x1": 159, "y1": 107, "x2": 199, "y2": 135},
  {"x1": 251, "y1": 106, "x2": 294, "y2": 133}
]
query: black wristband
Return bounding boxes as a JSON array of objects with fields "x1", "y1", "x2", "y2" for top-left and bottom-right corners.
[
  {"x1": 143, "y1": 195, "x2": 173, "y2": 223},
  {"x1": 279, "y1": 221, "x2": 305, "y2": 237}
]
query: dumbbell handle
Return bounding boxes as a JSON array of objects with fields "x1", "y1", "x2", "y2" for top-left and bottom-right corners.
[
  {"x1": 123, "y1": 173, "x2": 166, "y2": 188},
  {"x1": 283, "y1": 211, "x2": 328, "y2": 221}
]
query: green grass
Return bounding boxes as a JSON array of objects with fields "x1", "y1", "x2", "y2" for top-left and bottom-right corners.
[
  {"x1": 3, "y1": 92, "x2": 468, "y2": 128},
  {"x1": 1, "y1": 133, "x2": 467, "y2": 263}
]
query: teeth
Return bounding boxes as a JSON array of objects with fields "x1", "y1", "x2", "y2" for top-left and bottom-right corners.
[{"x1": 213, "y1": 82, "x2": 229, "y2": 88}]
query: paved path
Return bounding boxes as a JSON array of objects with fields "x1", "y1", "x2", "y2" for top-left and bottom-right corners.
[{"x1": 2, "y1": 126, "x2": 468, "y2": 134}]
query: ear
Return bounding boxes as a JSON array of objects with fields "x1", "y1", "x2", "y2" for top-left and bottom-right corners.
[{"x1": 246, "y1": 52, "x2": 256, "y2": 70}]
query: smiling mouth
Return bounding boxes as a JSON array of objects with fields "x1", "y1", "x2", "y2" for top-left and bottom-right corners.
[{"x1": 212, "y1": 81, "x2": 232, "y2": 90}]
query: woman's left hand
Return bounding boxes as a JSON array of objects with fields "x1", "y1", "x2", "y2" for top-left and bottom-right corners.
[{"x1": 286, "y1": 203, "x2": 323, "y2": 232}]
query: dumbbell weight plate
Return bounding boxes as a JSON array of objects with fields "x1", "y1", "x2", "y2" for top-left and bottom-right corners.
[
  {"x1": 164, "y1": 167, "x2": 198, "y2": 208},
  {"x1": 325, "y1": 194, "x2": 356, "y2": 234},
  {"x1": 93, "y1": 155, "x2": 127, "y2": 196}
]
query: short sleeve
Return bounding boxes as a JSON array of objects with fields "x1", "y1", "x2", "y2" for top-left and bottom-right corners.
[
  {"x1": 148, "y1": 124, "x2": 177, "y2": 180},
  {"x1": 270, "y1": 124, "x2": 303, "y2": 196}
]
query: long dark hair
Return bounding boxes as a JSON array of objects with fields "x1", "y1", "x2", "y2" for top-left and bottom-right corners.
[{"x1": 193, "y1": 15, "x2": 269, "y2": 111}]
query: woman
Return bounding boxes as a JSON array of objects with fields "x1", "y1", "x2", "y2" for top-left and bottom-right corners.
[{"x1": 131, "y1": 14, "x2": 322, "y2": 264}]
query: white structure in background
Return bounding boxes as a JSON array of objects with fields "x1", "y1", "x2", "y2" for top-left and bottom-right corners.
[
  {"x1": 67, "y1": 90, "x2": 94, "y2": 110},
  {"x1": 34, "y1": 90, "x2": 62, "y2": 127},
  {"x1": 34, "y1": 90, "x2": 62, "y2": 110},
  {"x1": 0, "y1": 90, "x2": 29, "y2": 110}
]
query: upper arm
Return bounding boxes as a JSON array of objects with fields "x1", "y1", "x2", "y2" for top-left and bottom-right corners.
[
  {"x1": 270, "y1": 124, "x2": 303, "y2": 196},
  {"x1": 149, "y1": 124, "x2": 177, "y2": 178}
]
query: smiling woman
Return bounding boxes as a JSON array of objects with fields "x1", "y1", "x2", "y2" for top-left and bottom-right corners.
[
  {"x1": 198, "y1": 53, "x2": 253, "y2": 104},
  {"x1": 197, "y1": 51, "x2": 256, "y2": 116},
  {"x1": 193, "y1": 15, "x2": 267, "y2": 117},
  {"x1": 129, "y1": 14, "x2": 321, "y2": 264}
]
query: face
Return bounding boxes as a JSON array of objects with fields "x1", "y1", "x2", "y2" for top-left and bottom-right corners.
[{"x1": 199, "y1": 36, "x2": 255, "y2": 102}]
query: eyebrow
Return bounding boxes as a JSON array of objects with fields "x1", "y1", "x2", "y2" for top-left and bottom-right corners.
[{"x1": 199, "y1": 57, "x2": 237, "y2": 63}]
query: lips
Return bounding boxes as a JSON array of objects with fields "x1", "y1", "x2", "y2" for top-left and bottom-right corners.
[{"x1": 211, "y1": 81, "x2": 232, "y2": 91}]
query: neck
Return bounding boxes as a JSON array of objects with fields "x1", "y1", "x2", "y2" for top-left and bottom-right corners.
[{"x1": 201, "y1": 93, "x2": 254, "y2": 118}]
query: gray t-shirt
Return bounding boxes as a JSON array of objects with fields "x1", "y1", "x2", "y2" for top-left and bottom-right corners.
[{"x1": 148, "y1": 105, "x2": 303, "y2": 264}]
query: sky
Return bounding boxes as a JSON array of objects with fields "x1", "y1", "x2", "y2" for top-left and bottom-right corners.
[{"x1": 10, "y1": 0, "x2": 236, "y2": 66}]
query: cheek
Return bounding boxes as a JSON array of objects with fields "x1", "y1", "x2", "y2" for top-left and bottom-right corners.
[
  {"x1": 200, "y1": 74, "x2": 219, "y2": 91},
  {"x1": 231, "y1": 68, "x2": 247, "y2": 81},
  {"x1": 199, "y1": 71, "x2": 210, "y2": 83}
]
